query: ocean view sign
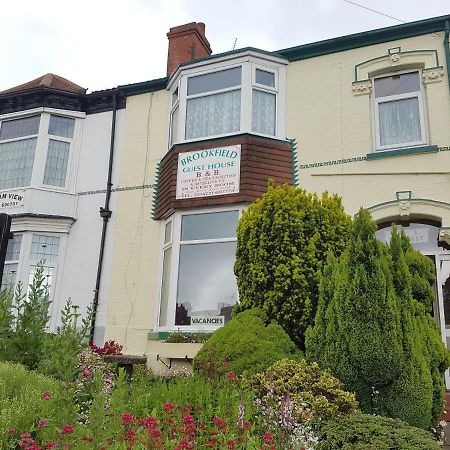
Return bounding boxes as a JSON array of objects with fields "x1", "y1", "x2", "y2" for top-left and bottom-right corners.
[
  {"x1": 0, "y1": 191, "x2": 24, "y2": 209},
  {"x1": 176, "y1": 145, "x2": 241, "y2": 199}
]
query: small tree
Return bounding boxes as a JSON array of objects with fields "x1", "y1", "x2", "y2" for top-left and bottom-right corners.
[{"x1": 234, "y1": 184, "x2": 351, "y2": 349}]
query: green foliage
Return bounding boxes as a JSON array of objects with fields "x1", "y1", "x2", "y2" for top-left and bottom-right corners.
[
  {"x1": 164, "y1": 331, "x2": 212, "y2": 343},
  {"x1": 247, "y1": 359, "x2": 357, "y2": 420},
  {"x1": 1, "y1": 266, "x2": 51, "y2": 369},
  {"x1": 194, "y1": 309, "x2": 300, "y2": 377},
  {"x1": 37, "y1": 299, "x2": 93, "y2": 382},
  {"x1": 318, "y1": 412, "x2": 440, "y2": 450},
  {"x1": 234, "y1": 184, "x2": 351, "y2": 349},
  {"x1": 306, "y1": 210, "x2": 450, "y2": 429},
  {"x1": 0, "y1": 361, "x2": 77, "y2": 448}
]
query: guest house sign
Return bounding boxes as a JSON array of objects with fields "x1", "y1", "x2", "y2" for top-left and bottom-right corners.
[
  {"x1": 0, "y1": 190, "x2": 24, "y2": 209},
  {"x1": 176, "y1": 145, "x2": 241, "y2": 199}
]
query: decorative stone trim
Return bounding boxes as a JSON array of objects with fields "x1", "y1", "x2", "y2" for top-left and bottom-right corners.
[
  {"x1": 352, "y1": 80, "x2": 372, "y2": 96},
  {"x1": 422, "y1": 67, "x2": 445, "y2": 84},
  {"x1": 439, "y1": 228, "x2": 450, "y2": 246}
]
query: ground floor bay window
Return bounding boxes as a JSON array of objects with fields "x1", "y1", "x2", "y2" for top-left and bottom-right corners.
[{"x1": 157, "y1": 207, "x2": 240, "y2": 331}]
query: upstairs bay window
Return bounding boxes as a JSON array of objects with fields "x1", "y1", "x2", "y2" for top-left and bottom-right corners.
[
  {"x1": 168, "y1": 53, "x2": 287, "y2": 145},
  {"x1": 0, "y1": 112, "x2": 78, "y2": 192},
  {"x1": 373, "y1": 71, "x2": 426, "y2": 151}
]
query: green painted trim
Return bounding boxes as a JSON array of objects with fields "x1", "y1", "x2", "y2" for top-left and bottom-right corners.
[
  {"x1": 119, "y1": 77, "x2": 168, "y2": 97},
  {"x1": 367, "y1": 145, "x2": 438, "y2": 160},
  {"x1": 367, "y1": 198, "x2": 450, "y2": 211},
  {"x1": 276, "y1": 15, "x2": 450, "y2": 63},
  {"x1": 147, "y1": 332, "x2": 171, "y2": 340},
  {"x1": 299, "y1": 146, "x2": 449, "y2": 170},
  {"x1": 354, "y1": 49, "x2": 439, "y2": 82},
  {"x1": 287, "y1": 137, "x2": 299, "y2": 187}
]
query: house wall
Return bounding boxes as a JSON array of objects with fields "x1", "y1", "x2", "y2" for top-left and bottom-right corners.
[
  {"x1": 286, "y1": 31, "x2": 450, "y2": 225},
  {"x1": 103, "y1": 91, "x2": 169, "y2": 354}
]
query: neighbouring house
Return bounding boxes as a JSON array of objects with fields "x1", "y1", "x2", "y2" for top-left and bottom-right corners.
[{"x1": 1, "y1": 15, "x2": 450, "y2": 381}]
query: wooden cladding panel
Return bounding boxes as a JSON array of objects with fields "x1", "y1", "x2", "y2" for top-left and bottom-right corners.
[{"x1": 154, "y1": 134, "x2": 293, "y2": 219}]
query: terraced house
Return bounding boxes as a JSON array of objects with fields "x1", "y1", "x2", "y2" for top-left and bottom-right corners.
[{"x1": 1, "y1": 15, "x2": 450, "y2": 381}]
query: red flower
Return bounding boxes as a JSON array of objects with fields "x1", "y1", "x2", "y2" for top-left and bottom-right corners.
[
  {"x1": 38, "y1": 419, "x2": 48, "y2": 428},
  {"x1": 263, "y1": 432, "x2": 273, "y2": 444},
  {"x1": 41, "y1": 391, "x2": 52, "y2": 400},
  {"x1": 81, "y1": 436, "x2": 94, "y2": 442},
  {"x1": 61, "y1": 424, "x2": 74, "y2": 434},
  {"x1": 181, "y1": 414, "x2": 195, "y2": 425},
  {"x1": 227, "y1": 439, "x2": 236, "y2": 449},
  {"x1": 121, "y1": 412, "x2": 134, "y2": 426},
  {"x1": 226, "y1": 371, "x2": 238, "y2": 381},
  {"x1": 213, "y1": 416, "x2": 226, "y2": 429},
  {"x1": 82, "y1": 368, "x2": 92, "y2": 377},
  {"x1": 223, "y1": 360, "x2": 230, "y2": 368},
  {"x1": 163, "y1": 402, "x2": 176, "y2": 414},
  {"x1": 21, "y1": 433, "x2": 32, "y2": 439},
  {"x1": 150, "y1": 428, "x2": 162, "y2": 438},
  {"x1": 7, "y1": 427, "x2": 16, "y2": 434},
  {"x1": 45, "y1": 444, "x2": 58, "y2": 449},
  {"x1": 243, "y1": 420, "x2": 252, "y2": 430},
  {"x1": 26, "y1": 445, "x2": 42, "y2": 450}
]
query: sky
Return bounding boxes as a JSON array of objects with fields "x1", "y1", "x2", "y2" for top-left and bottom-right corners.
[{"x1": 1, "y1": 0, "x2": 449, "y2": 93}]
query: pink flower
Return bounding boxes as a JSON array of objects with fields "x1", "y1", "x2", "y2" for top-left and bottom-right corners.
[
  {"x1": 163, "y1": 402, "x2": 176, "y2": 414},
  {"x1": 61, "y1": 424, "x2": 74, "y2": 434},
  {"x1": 263, "y1": 432, "x2": 273, "y2": 444},
  {"x1": 38, "y1": 419, "x2": 48, "y2": 428},
  {"x1": 181, "y1": 414, "x2": 195, "y2": 425},
  {"x1": 82, "y1": 368, "x2": 92, "y2": 377},
  {"x1": 26, "y1": 445, "x2": 41, "y2": 450},
  {"x1": 226, "y1": 371, "x2": 238, "y2": 381},
  {"x1": 45, "y1": 443, "x2": 58, "y2": 449},
  {"x1": 41, "y1": 391, "x2": 52, "y2": 400},
  {"x1": 21, "y1": 433, "x2": 32, "y2": 439},
  {"x1": 82, "y1": 436, "x2": 94, "y2": 442},
  {"x1": 213, "y1": 416, "x2": 226, "y2": 429},
  {"x1": 7, "y1": 427, "x2": 16, "y2": 434},
  {"x1": 121, "y1": 412, "x2": 134, "y2": 426}
]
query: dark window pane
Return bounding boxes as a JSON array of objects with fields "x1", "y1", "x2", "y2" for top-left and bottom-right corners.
[
  {"x1": 374, "y1": 72, "x2": 420, "y2": 98},
  {"x1": 181, "y1": 211, "x2": 239, "y2": 241},
  {"x1": 187, "y1": 67, "x2": 241, "y2": 95},
  {"x1": 255, "y1": 69, "x2": 275, "y2": 87}
]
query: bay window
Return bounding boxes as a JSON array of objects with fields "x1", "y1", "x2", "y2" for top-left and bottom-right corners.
[
  {"x1": 158, "y1": 208, "x2": 240, "y2": 331},
  {"x1": 0, "y1": 111, "x2": 78, "y2": 192},
  {"x1": 168, "y1": 52, "x2": 287, "y2": 145},
  {"x1": 373, "y1": 71, "x2": 426, "y2": 151}
]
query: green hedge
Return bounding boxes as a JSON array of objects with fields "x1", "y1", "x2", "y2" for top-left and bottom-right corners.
[
  {"x1": 318, "y1": 412, "x2": 440, "y2": 450},
  {"x1": 194, "y1": 309, "x2": 300, "y2": 377}
]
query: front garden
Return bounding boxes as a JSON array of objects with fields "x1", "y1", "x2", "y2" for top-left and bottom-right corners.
[{"x1": 1, "y1": 184, "x2": 449, "y2": 449}]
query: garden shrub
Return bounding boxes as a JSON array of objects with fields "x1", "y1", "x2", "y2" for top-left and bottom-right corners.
[
  {"x1": 0, "y1": 361, "x2": 76, "y2": 448},
  {"x1": 234, "y1": 184, "x2": 351, "y2": 349},
  {"x1": 247, "y1": 359, "x2": 357, "y2": 420},
  {"x1": 306, "y1": 209, "x2": 450, "y2": 429},
  {"x1": 193, "y1": 308, "x2": 300, "y2": 377},
  {"x1": 318, "y1": 412, "x2": 440, "y2": 450}
]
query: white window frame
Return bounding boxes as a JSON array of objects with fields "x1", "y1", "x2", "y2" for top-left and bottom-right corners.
[
  {"x1": 0, "y1": 108, "x2": 84, "y2": 193},
  {"x1": 155, "y1": 205, "x2": 243, "y2": 332},
  {"x1": 372, "y1": 69, "x2": 427, "y2": 152},
  {"x1": 167, "y1": 52, "x2": 287, "y2": 147}
]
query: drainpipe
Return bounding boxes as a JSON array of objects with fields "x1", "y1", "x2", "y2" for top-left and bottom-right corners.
[
  {"x1": 90, "y1": 93, "x2": 118, "y2": 340},
  {"x1": 445, "y1": 20, "x2": 450, "y2": 93}
]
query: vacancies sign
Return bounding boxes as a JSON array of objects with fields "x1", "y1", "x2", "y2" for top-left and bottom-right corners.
[{"x1": 176, "y1": 145, "x2": 241, "y2": 200}]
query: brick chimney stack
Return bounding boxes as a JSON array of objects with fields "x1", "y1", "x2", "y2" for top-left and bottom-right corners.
[{"x1": 166, "y1": 22, "x2": 212, "y2": 76}]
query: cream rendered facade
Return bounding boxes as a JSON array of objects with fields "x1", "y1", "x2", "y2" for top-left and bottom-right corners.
[{"x1": 101, "y1": 18, "x2": 450, "y2": 378}]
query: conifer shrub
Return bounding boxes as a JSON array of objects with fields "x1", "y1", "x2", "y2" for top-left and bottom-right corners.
[
  {"x1": 247, "y1": 359, "x2": 357, "y2": 420},
  {"x1": 318, "y1": 412, "x2": 440, "y2": 450},
  {"x1": 234, "y1": 184, "x2": 351, "y2": 350},
  {"x1": 306, "y1": 209, "x2": 450, "y2": 429},
  {"x1": 193, "y1": 309, "x2": 300, "y2": 377}
]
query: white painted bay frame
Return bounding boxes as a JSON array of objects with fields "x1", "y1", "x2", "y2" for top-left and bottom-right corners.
[
  {"x1": 372, "y1": 69, "x2": 428, "y2": 152},
  {"x1": 167, "y1": 50, "x2": 288, "y2": 147},
  {"x1": 154, "y1": 205, "x2": 244, "y2": 332}
]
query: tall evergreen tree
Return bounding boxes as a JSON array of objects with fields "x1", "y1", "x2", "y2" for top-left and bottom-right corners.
[
  {"x1": 234, "y1": 184, "x2": 351, "y2": 350},
  {"x1": 306, "y1": 209, "x2": 449, "y2": 428}
]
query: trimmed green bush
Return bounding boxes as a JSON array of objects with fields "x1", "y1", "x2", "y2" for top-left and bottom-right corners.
[
  {"x1": 234, "y1": 184, "x2": 351, "y2": 349},
  {"x1": 318, "y1": 412, "x2": 440, "y2": 450},
  {"x1": 193, "y1": 309, "x2": 300, "y2": 377},
  {"x1": 247, "y1": 359, "x2": 357, "y2": 420},
  {"x1": 306, "y1": 210, "x2": 450, "y2": 429}
]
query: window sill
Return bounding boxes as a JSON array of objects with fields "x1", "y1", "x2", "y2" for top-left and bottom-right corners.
[{"x1": 367, "y1": 145, "x2": 438, "y2": 160}]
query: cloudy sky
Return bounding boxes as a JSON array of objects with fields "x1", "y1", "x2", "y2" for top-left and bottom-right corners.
[{"x1": 1, "y1": 0, "x2": 448, "y2": 92}]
